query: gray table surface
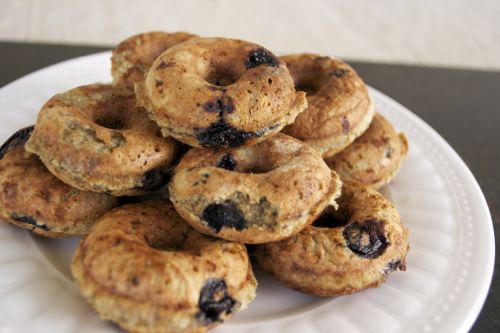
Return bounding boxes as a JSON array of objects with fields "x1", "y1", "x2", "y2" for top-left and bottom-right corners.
[{"x1": 0, "y1": 42, "x2": 498, "y2": 332}]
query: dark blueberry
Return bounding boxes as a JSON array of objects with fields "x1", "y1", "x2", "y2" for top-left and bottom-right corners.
[
  {"x1": 196, "y1": 119, "x2": 256, "y2": 148},
  {"x1": 343, "y1": 219, "x2": 388, "y2": 259},
  {"x1": 341, "y1": 116, "x2": 350, "y2": 133},
  {"x1": 384, "y1": 260, "x2": 402, "y2": 274},
  {"x1": 0, "y1": 126, "x2": 34, "y2": 160},
  {"x1": 196, "y1": 279, "x2": 236, "y2": 324},
  {"x1": 134, "y1": 169, "x2": 169, "y2": 191},
  {"x1": 312, "y1": 213, "x2": 347, "y2": 228},
  {"x1": 331, "y1": 68, "x2": 347, "y2": 78},
  {"x1": 201, "y1": 201, "x2": 246, "y2": 233},
  {"x1": 216, "y1": 154, "x2": 237, "y2": 171},
  {"x1": 245, "y1": 48, "x2": 279, "y2": 69},
  {"x1": 10, "y1": 213, "x2": 49, "y2": 231},
  {"x1": 203, "y1": 98, "x2": 235, "y2": 114}
]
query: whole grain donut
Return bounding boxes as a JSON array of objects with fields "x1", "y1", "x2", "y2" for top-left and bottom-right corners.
[
  {"x1": 325, "y1": 113, "x2": 409, "y2": 189},
  {"x1": 254, "y1": 182, "x2": 409, "y2": 296},
  {"x1": 169, "y1": 133, "x2": 342, "y2": 244},
  {"x1": 0, "y1": 127, "x2": 118, "y2": 237},
  {"x1": 71, "y1": 201, "x2": 256, "y2": 333},
  {"x1": 281, "y1": 54, "x2": 374, "y2": 157},
  {"x1": 112, "y1": 31, "x2": 196, "y2": 90},
  {"x1": 25, "y1": 84, "x2": 179, "y2": 196},
  {"x1": 136, "y1": 37, "x2": 307, "y2": 148}
]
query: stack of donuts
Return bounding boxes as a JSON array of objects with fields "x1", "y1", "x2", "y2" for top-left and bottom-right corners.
[{"x1": 0, "y1": 31, "x2": 410, "y2": 333}]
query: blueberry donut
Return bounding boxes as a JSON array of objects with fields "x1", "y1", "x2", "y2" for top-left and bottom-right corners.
[
  {"x1": 112, "y1": 31, "x2": 196, "y2": 90},
  {"x1": 325, "y1": 113, "x2": 409, "y2": 189},
  {"x1": 254, "y1": 182, "x2": 409, "y2": 296},
  {"x1": 169, "y1": 133, "x2": 342, "y2": 244},
  {"x1": 71, "y1": 201, "x2": 257, "y2": 333},
  {"x1": 136, "y1": 37, "x2": 307, "y2": 148},
  {"x1": 0, "y1": 127, "x2": 118, "y2": 237},
  {"x1": 281, "y1": 54, "x2": 374, "y2": 157},
  {"x1": 25, "y1": 84, "x2": 179, "y2": 196}
]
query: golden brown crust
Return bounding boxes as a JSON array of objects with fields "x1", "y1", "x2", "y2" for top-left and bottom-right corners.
[
  {"x1": 25, "y1": 84, "x2": 180, "y2": 196},
  {"x1": 169, "y1": 133, "x2": 342, "y2": 244},
  {"x1": 0, "y1": 127, "x2": 118, "y2": 237},
  {"x1": 281, "y1": 54, "x2": 374, "y2": 157},
  {"x1": 112, "y1": 31, "x2": 196, "y2": 90},
  {"x1": 71, "y1": 201, "x2": 257, "y2": 333},
  {"x1": 254, "y1": 182, "x2": 409, "y2": 296},
  {"x1": 136, "y1": 37, "x2": 307, "y2": 148},
  {"x1": 325, "y1": 113, "x2": 409, "y2": 189}
]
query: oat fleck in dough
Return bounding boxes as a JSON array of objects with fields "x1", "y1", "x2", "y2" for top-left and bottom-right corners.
[
  {"x1": 169, "y1": 133, "x2": 342, "y2": 244},
  {"x1": 281, "y1": 54, "x2": 374, "y2": 157},
  {"x1": 25, "y1": 84, "x2": 180, "y2": 196},
  {"x1": 254, "y1": 182, "x2": 409, "y2": 296},
  {"x1": 111, "y1": 31, "x2": 196, "y2": 90},
  {"x1": 71, "y1": 201, "x2": 257, "y2": 333},
  {"x1": 0, "y1": 127, "x2": 117, "y2": 237},
  {"x1": 325, "y1": 113, "x2": 409, "y2": 189},
  {"x1": 135, "y1": 37, "x2": 308, "y2": 148}
]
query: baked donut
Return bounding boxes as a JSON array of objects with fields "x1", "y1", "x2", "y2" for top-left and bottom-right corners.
[
  {"x1": 25, "y1": 84, "x2": 179, "y2": 196},
  {"x1": 169, "y1": 133, "x2": 342, "y2": 244},
  {"x1": 136, "y1": 37, "x2": 307, "y2": 148},
  {"x1": 281, "y1": 54, "x2": 374, "y2": 157},
  {"x1": 112, "y1": 31, "x2": 196, "y2": 90},
  {"x1": 0, "y1": 127, "x2": 118, "y2": 237},
  {"x1": 254, "y1": 182, "x2": 409, "y2": 296},
  {"x1": 325, "y1": 113, "x2": 409, "y2": 189},
  {"x1": 71, "y1": 201, "x2": 257, "y2": 333}
]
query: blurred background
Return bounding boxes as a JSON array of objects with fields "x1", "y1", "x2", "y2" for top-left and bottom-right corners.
[{"x1": 1, "y1": 0, "x2": 499, "y2": 70}]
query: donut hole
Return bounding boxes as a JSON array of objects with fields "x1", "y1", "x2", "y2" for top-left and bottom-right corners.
[
  {"x1": 206, "y1": 66, "x2": 241, "y2": 87},
  {"x1": 94, "y1": 115, "x2": 126, "y2": 130},
  {"x1": 146, "y1": 236, "x2": 184, "y2": 251},
  {"x1": 239, "y1": 158, "x2": 277, "y2": 174},
  {"x1": 93, "y1": 108, "x2": 130, "y2": 130},
  {"x1": 312, "y1": 207, "x2": 348, "y2": 228},
  {"x1": 145, "y1": 230, "x2": 187, "y2": 251},
  {"x1": 295, "y1": 77, "x2": 322, "y2": 96}
]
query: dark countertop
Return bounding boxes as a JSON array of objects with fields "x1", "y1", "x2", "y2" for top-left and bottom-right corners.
[{"x1": 0, "y1": 41, "x2": 498, "y2": 332}]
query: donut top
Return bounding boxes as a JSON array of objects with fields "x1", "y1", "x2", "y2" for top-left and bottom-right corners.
[
  {"x1": 136, "y1": 37, "x2": 307, "y2": 148},
  {"x1": 281, "y1": 54, "x2": 373, "y2": 154},
  {"x1": 254, "y1": 181, "x2": 408, "y2": 296},
  {"x1": 111, "y1": 31, "x2": 196, "y2": 90},
  {"x1": 170, "y1": 133, "x2": 339, "y2": 241},
  {"x1": 325, "y1": 113, "x2": 409, "y2": 188},
  {"x1": 78, "y1": 201, "x2": 252, "y2": 310},
  {"x1": 25, "y1": 84, "x2": 179, "y2": 195}
]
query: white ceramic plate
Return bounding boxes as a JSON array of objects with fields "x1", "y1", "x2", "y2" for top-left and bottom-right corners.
[{"x1": 0, "y1": 52, "x2": 494, "y2": 333}]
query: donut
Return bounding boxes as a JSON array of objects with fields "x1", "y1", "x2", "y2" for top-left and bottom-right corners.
[
  {"x1": 0, "y1": 127, "x2": 118, "y2": 237},
  {"x1": 71, "y1": 201, "x2": 257, "y2": 333},
  {"x1": 254, "y1": 182, "x2": 409, "y2": 296},
  {"x1": 169, "y1": 133, "x2": 342, "y2": 244},
  {"x1": 325, "y1": 113, "x2": 409, "y2": 189},
  {"x1": 112, "y1": 31, "x2": 196, "y2": 90},
  {"x1": 135, "y1": 37, "x2": 307, "y2": 148},
  {"x1": 25, "y1": 84, "x2": 180, "y2": 196},
  {"x1": 281, "y1": 54, "x2": 374, "y2": 157}
]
